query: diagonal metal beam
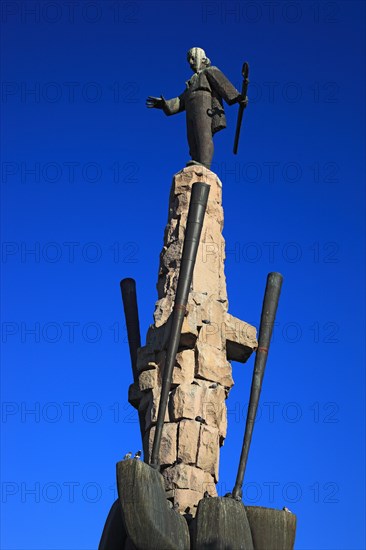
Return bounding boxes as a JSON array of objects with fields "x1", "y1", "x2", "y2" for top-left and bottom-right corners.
[{"x1": 232, "y1": 272, "x2": 283, "y2": 500}]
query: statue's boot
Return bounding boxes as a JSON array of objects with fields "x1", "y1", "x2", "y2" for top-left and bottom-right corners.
[
  {"x1": 116, "y1": 459, "x2": 190, "y2": 550},
  {"x1": 245, "y1": 506, "x2": 297, "y2": 550},
  {"x1": 190, "y1": 497, "x2": 254, "y2": 550}
]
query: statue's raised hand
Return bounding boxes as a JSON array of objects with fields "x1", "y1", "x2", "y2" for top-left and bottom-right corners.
[{"x1": 146, "y1": 95, "x2": 166, "y2": 109}]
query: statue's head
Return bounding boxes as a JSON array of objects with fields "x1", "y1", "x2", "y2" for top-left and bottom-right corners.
[{"x1": 187, "y1": 47, "x2": 211, "y2": 73}]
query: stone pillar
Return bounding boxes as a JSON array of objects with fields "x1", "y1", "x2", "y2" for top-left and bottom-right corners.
[{"x1": 129, "y1": 165, "x2": 257, "y2": 517}]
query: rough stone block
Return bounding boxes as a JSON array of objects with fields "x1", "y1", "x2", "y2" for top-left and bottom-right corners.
[
  {"x1": 196, "y1": 342, "x2": 234, "y2": 388},
  {"x1": 197, "y1": 299, "x2": 227, "y2": 349},
  {"x1": 224, "y1": 313, "x2": 258, "y2": 363},
  {"x1": 170, "y1": 383, "x2": 203, "y2": 421},
  {"x1": 193, "y1": 241, "x2": 222, "y2": 297},
  {"x1": 138, "y1": 390, "x2": 151, "y2": 412},
  {"x1": 200, "y1": 382, "x2": 227, "y2": 438},
  {"x1": 172, "y1": 350, "x2": 195, "y2": 385},
  {"x1": 128, "y1": 382, "x2": 143, "y2": 409},
  {"x1": 139, "y1": 368, "x2": 159, "y2": 392},
  {"x1": 173, "y1": 166, "x2": 222, "y2": 206},
  {"x1": 178, "y1": 419, "x2": 200, "y2": 463},
  {"x1": 180, "y1": 314, "x2": 199, "y2": 347},
  {"x1": 173, "y1": 488, "x2": 203, "y2": 516},
  {"x1": 136, "y1": 346, "x2": 156, "y2": 373},
  {"x1": 197, "y1": 424, "x2": 220, "y2": 481},
  {"x1": 163, "y1": 464, "x2": 217, "y2": 497},
  {"x1": 146, "y1": 423, "x2": 178, "y2": 466},
  {"x1": 146, "y1": 322, "x2": 170, "y2": 352},
  {"x1": 162, "y1": 240, "x2": 183, "y2": 271},
  {"x1": 153, "y1": 299, "x2": 173, "y2": 329},
  {"x1": 144, "y1": 387, "x2": 169, "y2": 430}
]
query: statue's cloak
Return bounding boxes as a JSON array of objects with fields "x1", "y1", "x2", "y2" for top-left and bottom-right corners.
[{"x1": 163, "y1": 66, "x2": 241, "y2": 135}]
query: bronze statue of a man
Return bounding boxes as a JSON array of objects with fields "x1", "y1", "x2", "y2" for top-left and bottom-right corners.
[{"x1": 147, "y1": 47, "x2": 247, "y2": 169}]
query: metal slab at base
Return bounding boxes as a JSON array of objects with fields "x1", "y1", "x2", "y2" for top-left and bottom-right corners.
[
  {"x1": 191, "y1": 497, "x2": 254, "y2": 550},
  {"x1": 117, "y1": 459, "x2": 190, "y2": 550},
  {"x1": 98, "y1": 499, "x2": 127, "y2": 550},
  {"x1": 245, "y1": 506, "x2": 297, "y2": 550}
]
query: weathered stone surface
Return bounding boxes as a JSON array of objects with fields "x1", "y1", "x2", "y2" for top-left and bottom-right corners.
[
  {"x1": 197, "y1": 424, "x2": 220, "y2": 481},
  {"x1": 153, "y1": 299, "x2": 172, "y2": 329},
  {"x1": 197, "y1": 299, "x2": 227, "y2": 349},
  {"x1": 185, "y1": 302, "x2": 203, "y2": 329},
  {"x1": 224, "y1": 313, "x2": 258, "y2": 363},
  {"x1": 136, "y1": 346, "x2": 156, "y2": 373},
  {"x1": 200, "y1": 381, "x2": 227, "y2": 438},
  {"x1": 196, "y1": 341, "x2": 234, "y2": 388},
  {"x1": 128, "y1": 382, "x2": 143, "y2": 409},
  {"x1": 138, "y1": 390, "x2": 151, "y2": 413},
  {"x1": 145, "y1": 322, "x2": 170, "y2": 352},
  {"x1": 178, "y1": 419, "x2": 200, "y2": 463},
  {"x1": 163, "y1": 464, "x2": 217, "y2": 497},
  {"x1": 180, "y1": 314, "x2": 199, "y2": 347},
  {"x1": 173, "y1": 166, "x2": 222, "y2": 206},
  {"x1": 193, "y1": 244, "x2": 226, "y2": 300},
  {"x1": 170, "y1": 383, "x2": 203, "y2": 420},
  {"x1": 172, "y1": 488, "x2": 203, "y2": 516},
  {"x1": 172, "y1": 350, "x2": 195, "y2": 385},
  {"x1": 164, "y1": 216, "x2": 185, "y2": 244},
  {"x1": 147, "y1": 423, "x2": 178, "y2": 466},
  {"x1": 139, "y1": 368, "x2": 159, "y2": 392},
  {"x1": 144, "y1": 387, "x2": 169, "y2": 430}
]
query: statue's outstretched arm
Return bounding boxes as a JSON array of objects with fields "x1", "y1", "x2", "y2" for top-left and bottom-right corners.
[
  {"x1": 146, "y1": 95, "x2": 166, "y2": 109},
  {"x1": 146, "y1": 93, "x2": 185, "y2": 116}
]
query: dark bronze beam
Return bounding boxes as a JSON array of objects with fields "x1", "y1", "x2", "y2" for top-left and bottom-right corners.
[
  {"x1": 120, "y1": 278, "x2": 146, "y2": 449},
  {"x1": 233, "y1": 61, "x2": 249, "y2": 155},
  {"x1": 232, "y1": 272, "x2": 283, "y2": 500},
  {"x1": 120, "y1": 278, "x2": 141, "y2": 383}
]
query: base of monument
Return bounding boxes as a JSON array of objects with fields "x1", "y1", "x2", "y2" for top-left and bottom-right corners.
[{"x1": 98, "y1": 460, "x2": 297, "y2": 550}]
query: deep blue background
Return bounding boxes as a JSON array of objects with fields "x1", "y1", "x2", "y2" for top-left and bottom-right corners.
[{"x1": 1, "y1": 1, "x2": 365, "y2": 549}]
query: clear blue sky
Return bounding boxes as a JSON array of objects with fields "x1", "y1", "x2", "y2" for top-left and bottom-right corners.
[{"x1": 1, "y1": 1, "x2": 365, "y2": 549}]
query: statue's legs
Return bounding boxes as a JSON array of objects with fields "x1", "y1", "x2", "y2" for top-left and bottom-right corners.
[{"x1": 186, "y1": 90, "x2": 213, "y2": 169}]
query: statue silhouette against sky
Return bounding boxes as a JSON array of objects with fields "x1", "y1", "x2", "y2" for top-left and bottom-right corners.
[{"x1": 146, "y1": 47, "x2": 248, "y2": 169}]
